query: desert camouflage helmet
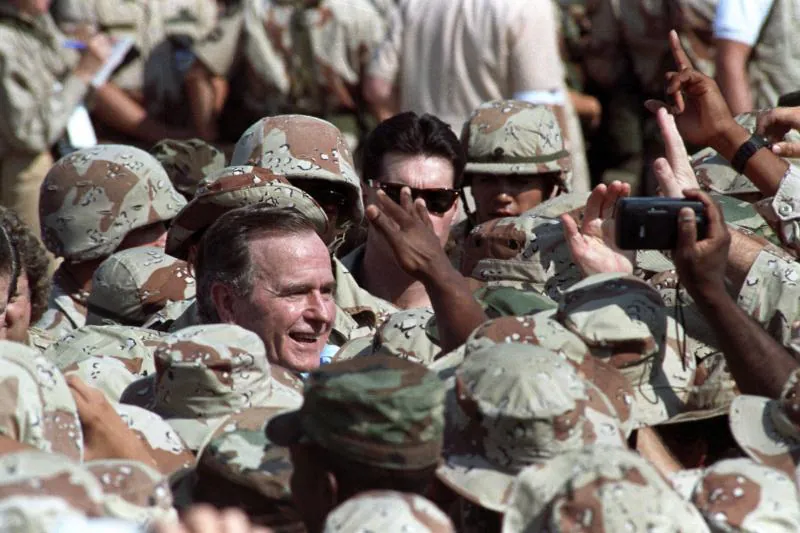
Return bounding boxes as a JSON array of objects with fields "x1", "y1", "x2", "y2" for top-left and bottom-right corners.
[
  {"x1": 462, "y1": 100, "x2": 572, "y2": 192},
  {"x1": 324, "y1": 491, "x2": 455, "y2": 533},
  {"x1": 150, "y1": 138, "x2": 226, "y2": 199},
  {"x1": 39, "y1": 145, "x2": 186, "y2": 262},
  {"x1": 230, "y1": 115, "x2": 364, "y2": 225},
  {"x1": 165, "y1": 165, "x2": 329, "y2": 259}
]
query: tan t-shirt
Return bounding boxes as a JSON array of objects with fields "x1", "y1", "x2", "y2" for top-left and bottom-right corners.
[{"x1": 368, "y1": 0, "x2": 566, "y2": 130}]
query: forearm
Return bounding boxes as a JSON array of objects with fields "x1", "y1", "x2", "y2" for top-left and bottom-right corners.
[
  {"x1": 725, "y1": 228, "x2": 765, "y2": 293},
  {"x1": 693, "y1": 284, "x2": 797, "y2": 398},
  {"x1": 422, "y1": 264, "x2": 487, "y2": 353},
  {"x1": 568, "y1": 90, "x2": 601, "y2": 120},
  {"x1": 91, "y1": 83, "x2": 184, "y2": 144},
  {"x1": 184, "y1": 63, "x2": 224, "y2": 141},
  {"x1": 711, "y1": 122, "x2": 789, "y2": 197},
  {"x1": 714, "y1": 41, "x2": 754, "y2": 115}
]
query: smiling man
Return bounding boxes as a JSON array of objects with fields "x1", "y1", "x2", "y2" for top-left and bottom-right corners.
[{"x1": 195, "y1": 205, "x2": 336, "y2": 373}]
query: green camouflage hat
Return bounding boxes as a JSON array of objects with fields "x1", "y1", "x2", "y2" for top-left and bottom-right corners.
[
  {"x1": 40, "y1": 145, "x2": 186, "y2": 263},
  {"x1": 165, "y1": 165, "x2": 328, "y2": 259},
  {"x1": 85, "y1": 460, "x2": 177, "y2": 526},
  {"x1": 150, "y1": 138, "x2": 227, "y2": 199},
  {"x1": 691, "y1": 458, "x2": 800, "y2": 532},
  {"x1": 0, "y1": 451, "x2": 105, "y2": 520},
  {"x1": 502, "y1": 446, "x2": 709, "y2": 533},
  {"x1": 437, "y1": 344, "x2": 625, "y2": 512},
  {"x1": 323, "y1": 491, "x2": 455, "y2": 533},
  {"x1": 267, "y1": 356, "x2": 445, "y2": 470},
  {"x1": 45, "y1": 325, "x2": 164, "y2": 401},
  {"x1": 0, "y1": 341, "x2": 83, "y2": 460},
  {"x1": 86, "y1": 247, "x2": 195, "y2": 327},
  {"x1": 463, "y1": 311, "x2": 636, "y2": 435},
  {"x1": 460, "y1": 213, "x2": 582, "y2": 301},
  {"x1": 230, "y1": 115, "x2": 364, "y2": 225},
  {"x1": 113, "y1": 403, "x2": 194, "y2": 475},
  {"x1": 121, "y1": 324, "x2": 303, "y2": 451},
  {"x1": 461, "y1": 100, "x2": 572, "y2": 191},
  {"x1": 556, "y1": 273, "x2": 697, "y2": 427},
  {"x1": 729, "y1": 368, "x2": 800, "y2": 478}
]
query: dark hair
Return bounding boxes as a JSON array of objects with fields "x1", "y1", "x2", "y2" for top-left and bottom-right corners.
[
  {"x1": 195, "y1": 205, "x2": 319, "y2": 323},
  {"x1": 0, "y1": 207, "x2": 51, "y2": 322},
  {"x1": 0, "y1": 223, "x2": 19, "y2": 306},
  {"x1": 359, "y1": 112, "x2": 466, "y2": 189}
]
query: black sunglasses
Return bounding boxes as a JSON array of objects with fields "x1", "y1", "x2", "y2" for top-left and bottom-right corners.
[{"x1": 365, "y1": 180, "x2": 460, "y2": 215}]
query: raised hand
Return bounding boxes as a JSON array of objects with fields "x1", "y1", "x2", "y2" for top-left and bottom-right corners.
[
  {"x1": 756, "y1": 106, "x2": 800, "y2": 157},
  {"x1": 652, "y1": 107, "x2": 700, "y2": 198}
]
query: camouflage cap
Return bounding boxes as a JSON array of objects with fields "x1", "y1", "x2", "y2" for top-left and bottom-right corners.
[
  {"x1": 121, "y1": 324, "x2": 303, "y2": 451},
  {"x1": 149, "y1": 138, "x2": 226, "y2": 199},
  {"x1": 86, "y1": 247, "x2": 195, "y2": 327},
  {"x1": 461, "y1": 100, "x2": 572, "y2": 191},
  {"x1": 0, "y1": 341, "x2": 83, "y2": 461},
  {"x1": 463, "y1": 311, "x2": 636, "y2": 435},
  {"x1": 556, "y1": 273, "x2": 697, "y2": 427},
  {"x1": 45, "y1": 325, "x2": 163, "y2": 401},
  {"x1": 164, "y1": 165, "x2": 328, "y2": 260},
  {"x1": 267, "y1": 356, "x2": 446, "y2": 470},
  {"x1": 324, "y1": 491, "x2": 455, "y2": 533},
  {"x1": 437, "y1": 344, "x2": 625, "y2": 512},
  {"x1": 85, "y1": 460, "x2": 177, "y2": 526},
  {"x1": 729, "y1": 368, "x2": 800, "y2": 478},
  {"x1": 230, "y1": 115, "x2": 364, "y2": 224},
  {"x1": 502, "y1": 446, "x2": 710, "y2": 533},
  {"x1": 40, "y1": 145, "x2": 186, "y2": 262},
  {"x1": 370, "y1": 308, "x2": 440, "y2": 365},
  {"x1": 113, "y1": 403, "x2": 194, "y2": 475},
  {"x1": 460, "y1": 213, "x2": 582, "y2": 302},
  {"x1": 690, "y1": 458, "x2": 800, "y2": 532}
]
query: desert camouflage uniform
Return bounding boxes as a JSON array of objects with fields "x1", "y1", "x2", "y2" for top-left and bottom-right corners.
[
  {"x1": 752, "y1": 163, "x2": 800, "y2": 255},
  {"x1": 689, "y1": 458, "x2": 800, "y2": 532},
  {"x1": 437, "y1": 344, "x2": 625, "y2": 513},
  {"x1": 150, "y1": 138, "x2": 226, "y2": 200},
  {"x1": 324, "y1": 491, "x2": 455, "y2": 533},
  {"x1": 26, "y1": 326, "x2": 57, "y2": 352},
  {"x1": 267, "y1": 355, "x2": 445, "y2": 471},
  {"x1": 0, "y1": 341, "x2": 84, "y2": 461},
  {"x1": 0, "y1": 3, "x2": 87, "y2": 239},
  {"x1": 86, "y1": 247, "x2": 195, "y2": 328},
  {"x1": 36, "y1": 145, "x2": 186, "y2": 340},
  {"x1": 502, "y1": 446, "x2": 710, "y2": 532},
  {"x1": 44, "y1": 324, "x2": 163, "y2": 401},
  {"x1": 120, "y1": 324, "x2": 303, "y2": 451}
]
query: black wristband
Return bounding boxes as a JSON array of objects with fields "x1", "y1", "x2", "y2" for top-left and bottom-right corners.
[{"x1": 731, "y1": 135, "x2": 771, "y2": 174}]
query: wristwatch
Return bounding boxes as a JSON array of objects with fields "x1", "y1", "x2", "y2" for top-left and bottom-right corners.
[{"x1": 731, "y1": 134, "x2": 771, "y2": 174}]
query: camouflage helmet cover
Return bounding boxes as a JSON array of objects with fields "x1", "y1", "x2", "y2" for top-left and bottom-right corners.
[
  {"x1": 40, "y1": 145, "x2": 186, "y2": 262},
  {"x1": 149, "y1": 138, "x2": 226, "y2": 199}
]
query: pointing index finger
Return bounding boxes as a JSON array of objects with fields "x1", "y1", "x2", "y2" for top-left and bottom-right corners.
[{"x1": 669, "y1": 29, "x2": 693, "y2": 71}]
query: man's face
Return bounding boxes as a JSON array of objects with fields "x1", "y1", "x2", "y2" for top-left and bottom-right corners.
[
  {"x1": 4, "y1": 272, "x2": 30, "y2": 343},
  {"x1": 368, "y1": 153, "x2": 459, "y2": 246},
  {"x1": 228, "y1": 231, "x2": 336, "y2": 373},
  {"x1": 470, "y1": 173, "x2": 557, "y2": 223}
]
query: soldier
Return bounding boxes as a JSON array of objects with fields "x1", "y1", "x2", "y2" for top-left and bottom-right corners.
[
  {"x1": 0, "y1": 0, "x2": 111, "y2": 241},
  {"x1": 323, "y1": 491, "x2": 455, "y2": 533},
  {"x1": 150, "y1": 138, "x2": 226, "y2": 200},
  {"x1": 266, "y1": 356, "x2": 446, "y2": 533},
  {"x1": 35, "y1": 144, "x2": 186, "y2": 340},
  {"x1": 0, "y1": 206, "x2": 53, "y2": 348},
  {"x1": 86, "y1": 247, "x2": 196, "y2": 328}
]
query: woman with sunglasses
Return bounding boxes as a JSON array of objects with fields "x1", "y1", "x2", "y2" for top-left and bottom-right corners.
[{"x1": 343, "y1": 112, "x2": 466, "y2": 309}]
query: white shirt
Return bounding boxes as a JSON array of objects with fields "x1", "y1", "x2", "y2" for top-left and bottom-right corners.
[{"x1": 713, "y1": 0, "x2": 775, "y2": 46}]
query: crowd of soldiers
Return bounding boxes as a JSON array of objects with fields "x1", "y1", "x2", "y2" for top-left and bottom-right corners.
[{"x1": 1, "y1": 0, "x2": 800, "y2": 531}]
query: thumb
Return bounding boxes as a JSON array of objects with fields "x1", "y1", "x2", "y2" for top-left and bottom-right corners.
[
  {"x1": 675, "y1": 207, "x2": 698, "y2": 253},
  {"x1": 771, "y1": 141, "x2": 800, "y2": 158}
]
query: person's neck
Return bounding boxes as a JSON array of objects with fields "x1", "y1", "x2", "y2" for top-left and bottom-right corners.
[{"x1": 361, "y1": 240, "x2": 432, "y2": 310}]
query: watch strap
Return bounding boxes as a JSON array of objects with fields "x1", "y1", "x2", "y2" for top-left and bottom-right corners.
[{"x1": 731, "y1": 135, "x2": 771, "y2": 174}]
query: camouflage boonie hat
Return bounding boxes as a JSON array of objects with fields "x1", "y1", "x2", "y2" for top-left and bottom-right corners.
[
  {"x1": 438, "y1": 344, "x2": 625, "y2": 512},
  {"x1": 502, "y1": 446, "x2": 710, "y2": 533},
  {"x1": 691, "y1": 458, "x2": 800, "y2": 532},
  {"x1": 0, "y1": 341, "x2": 83, "y2": 461},
  {"x1": 370, "y1": 308, "x2": 440, "y2": 365},
  {"x1": 150, "y1": 138, "x2": 226, "y2": 199},
  {"x1": 0, "y1": 452, "x2": 105, "y2": 520},
  {"x1": 461, "y1": 213, "x2": 582, "y2": 302},
  {"x1": 230, "y1": 115, "x2": 364, "y2": 225},
  {"x1": 324, "y1": 491, "x2": 455, "y2": 533},
  {"x1": 120, "y1": 324, "x2": 303, "y2": 451},
  {"x1": 85, "y1": 460, "x2": 177, "y2": 526},
  {"x1": 267, "y1": 356, "x2": 446, "y2": 470},
  {"x1": 463, "y1": 311, "x2": 636, "y2": 435},
  {"x1": 461, "y1": 100, "x2": 572, "y2": 191},
  {"x1": 40, "y1": 145, "x2": 186, "y2": 262},
  {"x1": 87, "y1": 247, "x2": 195, "y2": 327},
  {"x1": 45, "y1": 325, "x2": 164, "y2": 401},
  {"x1": 556, "y1": 273, "x2": 697, "y2": 427},
  {"x1": 729, "y1": 369, "x2": 800, "y2": 478},
  {"x1": 165, "y1": 165, "x2": 328, "y2": 259}
]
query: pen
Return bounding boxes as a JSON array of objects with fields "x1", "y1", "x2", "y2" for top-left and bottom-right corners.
[{"x1": 63, "y1": 39, "x2": 87, "y2": 50}]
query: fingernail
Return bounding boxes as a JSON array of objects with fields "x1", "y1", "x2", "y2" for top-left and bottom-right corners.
[{"x1": 773, "y1": 145, "x2": 782, "y2": 155}]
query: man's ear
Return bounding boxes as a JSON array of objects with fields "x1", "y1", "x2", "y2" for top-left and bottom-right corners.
[{"x1": 209, "y1": 282, "x2": 237, "y2": 323}]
